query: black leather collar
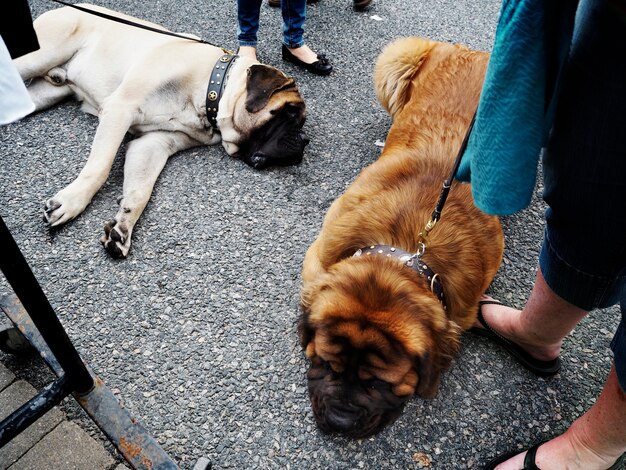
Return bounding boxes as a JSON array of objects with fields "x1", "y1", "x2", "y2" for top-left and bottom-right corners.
[
  {"x1": 206, "y1": 53, "x2": 239, "y2": 129},
  {"x1": 353, "y1": 244, "x2": 447, "y2": 311}
]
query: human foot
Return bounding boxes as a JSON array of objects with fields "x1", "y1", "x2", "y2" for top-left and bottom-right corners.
[
  {"x1": 471, "y1": 296, "x2": 561, "y2": 376},
  {"x1": 286, "y1": 44, "x2": 319, "y2": 64},
  {"x1": 486, "y1": 435, "x2": 626, "y2": 470},
  {"x1": 237, "y1": 46, "x2": 257, "y2": 61},
  {"x1": 282, "y1": 45, "x2": 332, "y2": 75}
]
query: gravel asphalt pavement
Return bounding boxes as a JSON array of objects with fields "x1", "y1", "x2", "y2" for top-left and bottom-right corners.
[{"x1": 0, "y1": 0, "x2": 622, "y2": 468}]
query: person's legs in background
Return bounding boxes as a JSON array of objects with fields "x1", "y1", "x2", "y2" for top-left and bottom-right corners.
[
  {"x1": 280, "y1": 0, "x2": 316, "y2": 63},
  {"x1": 279, "y1": 0, "x2": 331, "y2": 74},
  {"x1": 237, "y1": 0, "x2": 262, "y2": 60},
  {"x1": 270, "y1": 0, "x2": 373, "y2": 11},
  {"x1": 481, "y1": 0, "x2": 626, "y2": 467}
]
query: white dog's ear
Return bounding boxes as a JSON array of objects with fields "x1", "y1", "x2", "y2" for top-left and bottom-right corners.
[{"x1": 245, "y1": 64, "x2": 296, "y2": 113}]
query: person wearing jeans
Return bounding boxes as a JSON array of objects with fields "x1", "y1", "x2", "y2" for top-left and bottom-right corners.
[
  {"x1": 268, "y1": 0, "x2": 373, "y2": 12},
  {"x1": 237, "y1": 0, "x2": 332, "y2": 75}
]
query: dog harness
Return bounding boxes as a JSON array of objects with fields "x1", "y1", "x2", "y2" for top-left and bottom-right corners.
[
  {"x1": 206, "y1": 53, "x2": 239, "y2": 129},
  {"x1": 353, "y1": 244, "x2": 447, "y2": 310}
]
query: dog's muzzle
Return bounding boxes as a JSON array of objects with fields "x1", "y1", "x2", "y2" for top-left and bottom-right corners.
[
  {"x1": 244, "y1": 129, "x2": 309, "y2": 170},
  {"x1": 323, "y1": 401, "x2": 366, "y2": 432},
  {"x1": 306, "y1": 362, "x2": 408, "y2": 438}
]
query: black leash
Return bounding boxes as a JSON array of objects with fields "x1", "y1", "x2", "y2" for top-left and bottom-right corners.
[
  {"x1": 49, "y1": 0, "x2": 227, "y2": 50},
  {"x1": 353, "y1": 113, "x2": 477, "y2": 312},
  {"x1": 418, "y1": 111, "x2": 476, "y2": 245}
]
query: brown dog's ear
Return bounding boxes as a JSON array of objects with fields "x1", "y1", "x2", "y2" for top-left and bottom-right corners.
[
  {"x1": 298, "y1": 273, "x2": 334, "y2": 354},
  {"x1": 297, "y1": 313, "x2": 315, "y2": 350},
  {"x1": 414, "y1": 319, "x2": 462, "y2": 398},
  {"x1": 414, "y1": 352, "x2": 441, "y2": 399},
  {"x1": 245, "y1": 64, "x2": 296, "y2": 113}
]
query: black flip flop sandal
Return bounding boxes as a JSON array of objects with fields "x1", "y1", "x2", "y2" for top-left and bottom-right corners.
[
  {"x1": 483, "y1": 441, "x2": 545, "y2": 470},
  {"x1": 484, "y1": 442, "x2": 626, "y2": 470},
  {"x1": 469, "y1": 300, "x2": 561, "y2": 377}
]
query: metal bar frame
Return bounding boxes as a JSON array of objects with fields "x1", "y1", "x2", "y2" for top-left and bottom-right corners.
[
  {"x1": 0, "y1": 375, "x2": 71, "y2": 447},
  {"x1": 0, "y1": 216, "x2": 180, "y2": 469},
  {"x1": 0, "y1": 216, "x2": 93, "y2": 392}
]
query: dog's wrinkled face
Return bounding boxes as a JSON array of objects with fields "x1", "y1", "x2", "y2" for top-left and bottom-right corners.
[
  {"x1": 234, "y1": 64, "x2": 309, "y2": 169},
  {"x1": 299, "y1": 258, "x2": 461, "y2": 438}
]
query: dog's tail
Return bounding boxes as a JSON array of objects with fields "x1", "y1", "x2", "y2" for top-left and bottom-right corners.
[{"x1": 374, "y1": 37, "x2": 435, "y2": 119}]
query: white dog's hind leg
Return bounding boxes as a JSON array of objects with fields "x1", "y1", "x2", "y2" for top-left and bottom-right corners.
[
  {"x1": 25, "y1": 78, "x2": 73, "y2": 112},
  {"x1": 101, "y1": 131, "x2": 198, "y2": 258},
  {"x1": 44, "y1": 95, "x2": 136, "y2": 227},
  {"x1": 13, "y1": 9, "x2": 81, "y2": 81},
  {"x1": 14, "y1": 46, "x2": 75, "y2": 81}
]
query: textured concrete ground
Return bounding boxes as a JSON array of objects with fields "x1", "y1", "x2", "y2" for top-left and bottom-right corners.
[
  {"x1": 0, "y1": 362, "x2": 122, "y2": 469},
  {"x1": 0, "y1": 0, "x2": 622, "y2": 468}
]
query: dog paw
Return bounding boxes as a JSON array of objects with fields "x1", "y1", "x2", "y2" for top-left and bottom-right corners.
[
  {"x1": 101, "y1": 219, "x2": 131, "y2": 259},
  {"x1": 43, "y1": 189, "x2": 89, "y2": 227}
]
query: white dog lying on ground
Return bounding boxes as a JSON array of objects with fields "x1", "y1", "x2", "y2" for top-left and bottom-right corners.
[{"x1": 14, "y1": 4, "x2": 309, "y2": 258}]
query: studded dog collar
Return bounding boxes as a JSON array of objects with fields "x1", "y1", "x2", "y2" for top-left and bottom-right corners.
[
  {"x1": 353, "y1": 244, "x2": 447, "y2": 310},
  {"x1": 206, "y1": 53, "x2": 239, "y2": 129}
]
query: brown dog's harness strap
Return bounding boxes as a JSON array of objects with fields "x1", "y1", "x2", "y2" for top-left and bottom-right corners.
[
  {"x1": 206, "y1": 54, "x2": 239, "y2": 129},
  {"x1": 353, "y1": 245, "x2": 446, "y2": 310}
]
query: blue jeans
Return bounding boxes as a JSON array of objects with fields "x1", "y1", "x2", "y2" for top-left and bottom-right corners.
[
  {"x1": 538, "y1": 0, "x2": 626, "y2": 389},
  {"x1": 237, "y1": 0, "x2": 306, "y2": 49}
]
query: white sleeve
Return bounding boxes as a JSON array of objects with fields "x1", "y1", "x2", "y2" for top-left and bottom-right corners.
[{"x1": 0, "y1": 37, "x2": 35, "y2": 126}]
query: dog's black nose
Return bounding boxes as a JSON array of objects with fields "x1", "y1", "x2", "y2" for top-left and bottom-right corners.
[
  {"x1": 299, "y1": 131, "x2": 310, "y2": 148},
  {"x1": 249, "y1": 152, "x2": 268, "y2": 169},
  {"x1": 325, "y1": 403, "x2": 362, "y2": 432}
]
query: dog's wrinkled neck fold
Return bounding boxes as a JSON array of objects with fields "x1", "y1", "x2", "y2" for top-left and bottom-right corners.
[
  {"x1": 206, "y1": 53, "x2": 239, "y2": 129},
  {"x1": 352, "y1": 245, "x2": 447, "y2": 310}
]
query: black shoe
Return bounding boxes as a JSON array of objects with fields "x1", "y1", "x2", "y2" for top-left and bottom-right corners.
[
  {"x1": 353, "y1": 0, "x2": 372, "y2": 9},
  {"x1": 281, "y1": 45, "x2": 332, "y2": 76},
  {"x1": 269, "y1": 0, "x2": 319, "y2": 6}
]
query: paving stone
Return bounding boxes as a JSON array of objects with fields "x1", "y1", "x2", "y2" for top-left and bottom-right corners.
[
  {"x1": 0, "y1": 381, "x2": 64, "y2": 469},
  {"x1": 8, "y1": 420, "x2": 115, "y2": 470},
  {"x1": 0, "y1": 363, "x2": 15, "y2": 391}
]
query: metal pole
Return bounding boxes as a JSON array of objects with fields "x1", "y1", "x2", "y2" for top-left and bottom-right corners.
[
  {"x1": 0, "y1": 375, "x2": 72, "y2": 447},
  {"x1": 0, "y1": 216, "x2": 94, "y2": 393}
]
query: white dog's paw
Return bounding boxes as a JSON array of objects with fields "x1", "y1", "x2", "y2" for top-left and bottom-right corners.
[
  {"x1": 101, "y1": 219, "x2": 131, "y2": 259},
  {"x1": 43, "y1": 187, "x2": 90, "y2": 227}
]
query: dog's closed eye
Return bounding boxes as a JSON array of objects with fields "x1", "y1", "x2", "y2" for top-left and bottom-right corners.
[{"x1": 366, "y1": 379, "x2": 391, "y2": 391}]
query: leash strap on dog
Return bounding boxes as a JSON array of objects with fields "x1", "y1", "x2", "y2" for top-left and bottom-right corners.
[
  {"x1": 418, "y1": 111, "x2": 476, "y2": 246},
  {"x1": 49, "y1": 0, "x2": 231, "y2": 52}
]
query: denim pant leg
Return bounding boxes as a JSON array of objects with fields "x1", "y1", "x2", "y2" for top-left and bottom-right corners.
[
  {"x1": 539, "y1": 0, "x2": 626, "y2": 389},
  {"x1": 237, "y1": 0, "x2": 263, "y2": 47},
  {"x1": 281, "y1": 0, "x2": 306, "y2": 48}
]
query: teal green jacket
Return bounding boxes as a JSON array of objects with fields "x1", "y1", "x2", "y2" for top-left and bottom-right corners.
[{"x1": 456, "y1": 0, "x2": 579, "y2": 215}]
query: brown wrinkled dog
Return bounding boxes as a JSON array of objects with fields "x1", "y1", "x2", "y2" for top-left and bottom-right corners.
[{"x1": 299, "y1": 37, "x2": 504, "y2": 438}]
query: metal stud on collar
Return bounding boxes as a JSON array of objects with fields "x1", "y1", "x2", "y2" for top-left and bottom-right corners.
[
  {"x1": 352, "y1": 244, "x2": 447, "y2": 310},
  {"x1": 205, "y1": 54, "x2": 239, "y2": 129}
]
